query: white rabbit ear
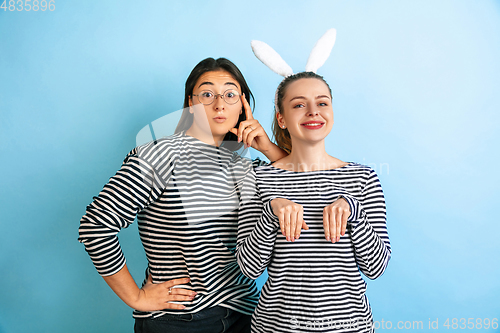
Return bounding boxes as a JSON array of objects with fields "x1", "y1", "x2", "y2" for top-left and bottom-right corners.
[
  {"x1": 305, "y1": 28, "x2": 337, "y2": 73},
  {"x1": 251, "y1": 40, "x2": 294, "y2": 77}
]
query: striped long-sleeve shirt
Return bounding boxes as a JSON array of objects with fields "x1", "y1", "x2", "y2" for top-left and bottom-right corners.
[
  {"x1": 236, "y1": 163, "x2": 391, "y2": 332},
  {"x1": 78, "y1": 132, "x2": 263, "y2": 319}
]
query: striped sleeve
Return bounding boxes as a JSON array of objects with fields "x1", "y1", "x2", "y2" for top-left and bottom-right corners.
[
  {"x1": 78, "y1": 149, "x2": 171, "y2": 276},
  {"x1": 236, "y1": 169, "x2": 278, "y2": 280},
  {"x1": 344, "y1": 169, "x2": 391, "y2": 280}
]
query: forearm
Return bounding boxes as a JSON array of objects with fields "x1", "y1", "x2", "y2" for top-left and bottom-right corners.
[
  {"x1": 259, "y1": 142, "x2": 288, "y2": 162},
  {"x1": 102, "y1": 264, "x2": 141, "y2": 309},
  {"x1": 350, "y1": 213, "x2": 391, "y2": 279},
  {"x1": 342, "y1": 172, "x2": 391, "y2": 279},
  {"x1": 237, "y1": 201, "x2": 278, "y2": 279}
]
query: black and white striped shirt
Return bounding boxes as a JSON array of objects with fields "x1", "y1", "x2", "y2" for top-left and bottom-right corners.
[
  {"x1": 78, "y1": 132, "x2": 263, "y2": 318},
  {"x1": 236, "y1": 163, "x2": 391, "y2": 332}
]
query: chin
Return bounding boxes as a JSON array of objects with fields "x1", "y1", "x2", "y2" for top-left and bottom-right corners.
[{"x1": 210, "y1": 127, "x2": 231, "y2": 139}]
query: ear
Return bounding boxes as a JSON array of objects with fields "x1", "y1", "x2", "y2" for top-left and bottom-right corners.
[
  {"x1": 188, "y1": 96, "x2": 194, "y2": 114},
  {"x1": 276, "y1": 112, "x2": 286, "y2": 129}
]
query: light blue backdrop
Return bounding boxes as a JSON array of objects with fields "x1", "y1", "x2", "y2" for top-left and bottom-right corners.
[{"x1": 1, "y1": 1, "x2": 499, "y2": 332}]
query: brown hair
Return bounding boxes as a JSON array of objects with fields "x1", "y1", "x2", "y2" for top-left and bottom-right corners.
[
  {"x1": 272, "y1": 72, "x2": 332, "y2": 153},
  {"x1": 175, "y1": 57, "x2": 254, "y2": 151}
]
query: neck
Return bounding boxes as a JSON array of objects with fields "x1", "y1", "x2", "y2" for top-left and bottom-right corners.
[
  {"x1": 185, "y1": 124, "x2": 223, "y2": 147},
  {"x1": 287, "y1": 139, "x2": 329, "y2": 171}
]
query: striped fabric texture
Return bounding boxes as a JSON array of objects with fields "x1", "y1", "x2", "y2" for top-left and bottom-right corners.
[
  {"x1": 236, "y1": 163, "x2": 391, "y2": 332},
  {"x1": 79, "y1": 132, "x2": 263, "y2": 319}
]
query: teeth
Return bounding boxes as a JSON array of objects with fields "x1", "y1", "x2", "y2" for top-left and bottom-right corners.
[{"x1": 304, "y1": 123, "x2": 322, "y2": 126}]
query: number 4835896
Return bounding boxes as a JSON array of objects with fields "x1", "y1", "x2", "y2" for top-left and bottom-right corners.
[{"x1": 1, "y1": 0, "x2": 56, "y2": 11}]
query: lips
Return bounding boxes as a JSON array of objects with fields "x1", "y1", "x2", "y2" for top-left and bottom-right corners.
[
  {"x1": 213, "y1": 116, "x2": 226, "y2": 123},
  {"x1": 301, "y1": 121, "x2": 325, "y2": 130}
]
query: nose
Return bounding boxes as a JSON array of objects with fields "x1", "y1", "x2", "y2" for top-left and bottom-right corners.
[
  {"x1": 307, "y1": 106, "x2": 319, "y2": 116},
  {"x1": 213, "y1": 94, "x2": 225, "y2": 110}
]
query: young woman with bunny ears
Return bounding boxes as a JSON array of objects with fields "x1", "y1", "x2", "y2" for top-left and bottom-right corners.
[
  {"x1": 236, "y1": 30, "x2": 391, "y2": 332},
  {"x1": 79, "y1": 57, "x2": 287, "y2": 333}
]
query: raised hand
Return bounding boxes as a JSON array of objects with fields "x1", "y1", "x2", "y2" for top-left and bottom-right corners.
[{"x1": 230, "y1": 93, "x2": 273, "y2": 152}]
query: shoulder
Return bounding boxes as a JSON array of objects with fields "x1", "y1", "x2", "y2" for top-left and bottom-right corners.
[
  {"x1": 341, "y1": 162, "x2": 377, "y2": 175},
  {"x1": 342, "y1": 163, "x2": 383, "y2": 190},
  {"x1": 251, "y1": 157, "x2": 270, "y2": 169},
  {"x1": 125, "y1": 132, "x2": 184, "y2": 165},
  {"x1": 253, "y1": 164, "x2": 285, "y2": 183}
]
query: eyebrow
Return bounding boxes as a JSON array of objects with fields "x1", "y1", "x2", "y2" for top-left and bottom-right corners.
[
  {"x1": 289, "y1": 95, "x2": 331, "y2": 102},
  {"x1": 198, "y1": 81, "x2": 239, "y2": 89}
]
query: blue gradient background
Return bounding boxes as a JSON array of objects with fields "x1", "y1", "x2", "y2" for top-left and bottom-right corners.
[{"x1": 1, "y1": 1, "x2": 499, "y2": 332}]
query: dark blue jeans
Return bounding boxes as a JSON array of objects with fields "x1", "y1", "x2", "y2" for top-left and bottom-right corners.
[{"x1": 134, "y1": 306, "x2": 251, "y2": 333}]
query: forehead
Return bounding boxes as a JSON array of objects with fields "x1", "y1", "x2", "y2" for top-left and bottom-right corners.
[
  {"x1": 194, "y1": 70, "x2": 240, "y2": 90},
  {"x1": 284, "y1": 78, "x2": 330, "y2": 99}
]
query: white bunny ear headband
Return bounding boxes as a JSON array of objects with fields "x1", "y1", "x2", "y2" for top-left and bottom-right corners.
[{"x1": 251, "y1": 28, "x2": 337, "y2": 112}]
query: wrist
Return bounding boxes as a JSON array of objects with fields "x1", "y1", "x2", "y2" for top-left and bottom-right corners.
[
  {"x1": 336, "y1": 194, "x2": 358, "y2": 221},
  {"x1": 258, "y1": 140, "x2": 273, "y2": 154},
  {"x1": 262, "y1": 143, "x2": 287, "y2": 161}
]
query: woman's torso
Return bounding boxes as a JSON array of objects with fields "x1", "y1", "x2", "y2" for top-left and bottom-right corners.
[
  {"x1": 251, "y1": 163, "x2": 377, "y2": 332},
  {"x1": 133, "y1": 133, "x2": 260, "y2": 318}
]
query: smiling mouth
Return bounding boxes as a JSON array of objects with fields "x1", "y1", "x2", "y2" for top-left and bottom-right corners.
[{"x1": 301, "y1": 122, "x2": 325, "y2": 129}]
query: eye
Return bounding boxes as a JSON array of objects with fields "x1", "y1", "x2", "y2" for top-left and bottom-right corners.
[
  {"x1": 293, "y1": 103, "x2": 305, "y2": 109},
  {"x1": 225, "y1": 91, "x2": 236, "y2": 98},
  {"x1": 201, "y1": 91, "x2": 214, "y2": 98},
  {"x1": 318, "y1": 102, "x2": 329, "y2": 106}
]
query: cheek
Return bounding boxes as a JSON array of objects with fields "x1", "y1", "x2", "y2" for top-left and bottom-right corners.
[{"x1": 229, "y1": 105, "x2": 242, "y2": 120}]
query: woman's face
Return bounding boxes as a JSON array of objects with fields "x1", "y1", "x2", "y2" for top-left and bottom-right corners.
[
  {"x1": 277, "y1": 78, "x2": 333, "y2": 145},
  {"x1": 188, "y1": 70, "x2": 242, "y2": 143}
]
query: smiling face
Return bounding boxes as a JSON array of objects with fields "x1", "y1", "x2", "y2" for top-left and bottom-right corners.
[
  {"x1": 187, "y1": 70, "x2": 242, "y2": 144},
  {"x1": 276, "y1": 78, "x2": 333, "y2": 146}
]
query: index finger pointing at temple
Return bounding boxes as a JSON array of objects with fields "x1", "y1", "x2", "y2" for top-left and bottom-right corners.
[{"x1": 242, "y1": 93, "x2": 253, "y2": 120}]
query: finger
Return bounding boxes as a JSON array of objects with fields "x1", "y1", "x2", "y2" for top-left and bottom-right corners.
[
  {"x1": 236, "y1": 121, "x2": 246, "y2": 142},
  {"x1": 164, "y1": 278, "x2": 191, "y2": 288},
  {"x1": 336, "y1": 207, "x2": 342, "y2": 242},
  {"x1": 241, "y1": 126, "x2": 255, "y2": 148},
  {"x1": 163, "y1": 303, "x2": 186, "y2": 310},
  {"x1": 289, "y1": 207, "x2": 297, "y2": 242},
  {"x1": 169, "y1": 294, "x2": 197, "y2": 302},
  {"x1": 341, "y1": 208, "x2": 348, "y2": 236},
  {"x1": 244, "y1": 129, "x2": 258, "y2": 149},
  {"x1": 241, "y1": 93, "x2": 254, "y2": 120},
  {"x1": 323, "y1": 208, "x2": 330, "y2": 241},
  {"x1": 236, "y1": 120, "x2": 251, "y2": 143},
  {"x1": 229, "y1": 127, "x2": 238, "y2": 137},
  {"x1": 169, "y1": 288, "x2": 197, "y2": 297},
  {"x1": 278, "y1": 210, "x2": 285, "y2": 237},
  {"x1": 329, "y1": 209, "x2": 337, "y2": 243},
  {"x1": 302, "y1": 221, "x2": 309, "y2": 230},
  {"x1": 243, "y1": 123, "x2": 262, "y2": 149},
  {"x1": 284, "y1": 209, "x2": 291, "y2": 242},
  {"x1": 295, "y1": 207, "x2": 303, "y2": 239}
]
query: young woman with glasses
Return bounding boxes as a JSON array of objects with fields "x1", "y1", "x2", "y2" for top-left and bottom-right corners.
[
  {"x1": 78, "y1": 58, "x2": 287, "y2": 333},
  {"x1": 236, "y1": 72, "x2": 391, "y2": 332}
]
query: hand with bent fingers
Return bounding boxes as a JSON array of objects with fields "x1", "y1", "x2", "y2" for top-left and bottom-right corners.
[
  {"x1": 270, "y1": 198, "x2": 309, "y2": 242},
  {"x1": 134, "y1": 275, "x2": 197, "y2": 312},
  {"x1": 323, "y1": 197, "x2": 351, "y2": 243},
  {"x1": 230, "y1": 93, "x2": 273, "y2": 151}
]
